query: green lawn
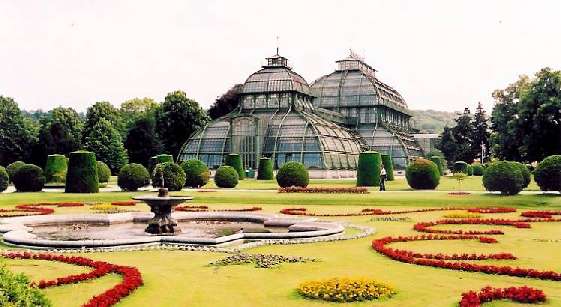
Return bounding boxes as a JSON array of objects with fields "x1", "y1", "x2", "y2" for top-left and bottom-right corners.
[{"x1": 1, "y1": 177, "x2": 561, "y2": 307}]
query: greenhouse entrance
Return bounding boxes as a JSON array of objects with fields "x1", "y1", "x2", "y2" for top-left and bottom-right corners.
[{"x1": 230, "y1": 116, "x2": 260, "y2": 169}]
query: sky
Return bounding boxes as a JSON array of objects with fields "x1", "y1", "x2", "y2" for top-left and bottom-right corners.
[{"x1": 1, "y1": 0, "x2": 560, "y2": 113}]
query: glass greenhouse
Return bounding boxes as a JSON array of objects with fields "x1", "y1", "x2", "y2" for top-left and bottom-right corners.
[{"x1": 178, "y1": 53, "x2": 364, "y2": 171}]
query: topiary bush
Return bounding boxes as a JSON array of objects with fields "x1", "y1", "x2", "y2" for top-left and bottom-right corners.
[
  {"x1": 96, "y1": 161, "x2": 111, "y2": 183},
  {"x1": 405, "y1": 158, "x2": 440, "y2": 190},
  {"x1": 381, "y1": 154, "x2": 394, "y2": 181},
  {"x1": 0, "y1": 266, "x2": 52, "y2": 306},
  {"x1": 534, "y1": 155, "x2": 561, "y2": 192},
  {"x1": 471, "y1": 163, "x2": 484, "y2": 176},
  {"x1": 65, "y1": 151, "x2": 99, "y2": 193},
  {"x1": 225, "y1": 154, "x2": 245, "y2": 180},
  {"x1": 181, "y1": 159, "x2": 210, "y2": 188},
  {"x1": 357, "y1": 151, "x2": 381, "y2": 187},
  {"x1": 118, "y1": 163, "x2": 150, "y2": 191},
  {"x1": 511, "y1": 161, "x2": 531, "y2": 188},
  {"x1": 257, "y1": 157, "x2": 274, "y2": 180},
  {"x1": 44, "y1": 154, "x2": 68, "y2": 183},
  {"x1": 13, "y1": 164, "x2": 45, "y2": 192},
  {"x1": 482, "y1": 161, "x2": 524, "y2": 195},
  {"x1": 151, "y1": 162, "x2": 186, "y2": 191},
  {"x1": 276, "y1": 161, "x2": 309, "y2": 188},
  {"x1": 453, "y1": 161, "x2": 469, "y2": 174},
  {"x1": 430, "y1": 156, "x2": 444, "y2": 176},
  {"x1": 149, "y1": 154, "x2": 174, "y2": 172},
  {"x1": 0, "y1": 166, "x2": 8, "y2": 192},
  {"x1": 467, "y1": 164, "x2": 474, "y2": 176},
  {"x1": 6, "y1": 161, "x2": 25, "y2": 183},
  {"x1": 214, "y1": 165, "x2": 239, "y2": 188}
]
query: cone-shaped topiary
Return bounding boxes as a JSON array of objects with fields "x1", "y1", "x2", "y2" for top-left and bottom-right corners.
[
  {"x1": 534, "y1": 155, "x2": 561, "y2": 192},
  {"x1": 380, "y1": 154, "x2": 394, "y2": 181},
  {"x1": 214, "y1": 165, "x2": 239, "y2": 188},
  {"x1": 181, "y1": 159, "x2": 210, "y2": 188},
  {"x1": 6, "y1": 161, "x2": 25, "y2": 183},
  {"x1": 257, "y1": 157, "x2": 274, "y2": 180},
  {"x1": 276, "y1": 161, "x2": 309, "y2": 188},
  {"x1": 13, "y1": 164, "x2": 45, "y2": 192},
  {"x1": 453, "y1": 161, "x2": 469, "y2": 174},
  {"x1": 65, "y1": 151, "x2": 99, "y2": 193},
  {"x1": 44, "y1": 154, "x2": 68, "y2": 183},
  {"x1": 357, "y1": 151, "x2": 381, "y2": 187},
  {"x1": 225, "y1": 154, "x2": 245, "y2": 180},
  {"x1": 430, "y1": 156, "x2": 445, "y2": 176},
  {"x1": 0, "y1": 166, "x2": 8, "y2": 192},
  {"x1": 482, "y1": 161, "x2": 524, "y2": 195},
  {"x1": 405, "y1": 158, "x2": 440, "y2": 190},
  {"x1": 151, "y1": 162, "x2": 186, "y2": 191},
  {"x1": 471, "y1": 163, "x2": 484, "y2": 176},
  {"x1": 96, "y1": 161, "x2": 111, "y2": 183},
  {"x1": 118, "y1": 163, "x2": 150, "y2": 191}
]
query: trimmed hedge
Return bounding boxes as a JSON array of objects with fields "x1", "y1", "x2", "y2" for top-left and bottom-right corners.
[
  {"x1": 357, "y1": 151, "x2": 381, "y2": 187},
  {"x1": 0, "y1": 266, "x2": 52, "y2": 306},
  {"x1": 381, "y1": 154, "x2": 394, "y2": 181},
  {"x1": 65, "y1": 151, "x2": 99, "y2": 193},
  {"x1": 149, "y1": 154, "x2": 174, "y2": 172},
  {"x1": 96, "y1": 161, "x2": 111, "y2": 183},
  {"x1": 225, "y1": 154, "x2": 245, "y2": 180},
  {"x1": 214, "y1": 165, "x2": 239, "y2": 188},
  {"x1": 482, "y1": 161, "x2": 524, "y2": 195},
  {"x1": 0, "y1": 166, "x2": 8, "y2": 192},
  {"x1": 405, "y1": 158, "x2": 440, "y2": 190},
  {"x1": 44, "y1": 154, "x2": 68, "y2": 183},
  {"x1": 257, "y1": 157, "x2": 274, "y2": 180},
  {"x1": 118, "y1": 163, "x2": 150, "y2": 191},
  {"x1": 276, "y1": 161, "x2": 309, "y2": 188},
  {"x1": 453, "y1": 161, "x2": 469, "y2": 174},
  {"x1": 181, "y1": 159, "x2": 210, "y2": 188},
  {"x1": 6, "y1": 161, "x2": 25, "y2": 183},
  {"x1": 13, "y1": 164, "x2": 46, "y2": 192},
  {"x1": 511, "y1": 161, "x2": 531, "y2": 188},
  {"x1": 534, "y1": 155, "x2": 561, "y2": 192},
  {"x1": 472, "y1": 163, "x2": 484, "y2": 176},
  {"x1": 151, "y1": 162, "x2": 186, "y2": 191},
  {"x1": 430, "y1": 156, "x2": 444, "y2": 176}
]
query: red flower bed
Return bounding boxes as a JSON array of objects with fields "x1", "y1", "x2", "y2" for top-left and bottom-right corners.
[
  {"x1": 521, "y1": 210, "x2": 561, "y2": 219},
  {"x1": 111, "y1": 201, "x2": 138, "y2": 207},
  {"x1": 1, "y1": 251, "x2": 142, "y2": 307},
  {"x1": 413, "y1": 219, "x2": 532, "y2": 235},
  {"x1": 460, "y1": 286, "x2": 546, "y2": 307},
  {"x1": 278, "y1": 187, "x2": 369, "y2": 194},
  {"x1": 279, "y1": 207, "x2": 464, "y2": 217},
  {"x1": 468, "y1": 208, "x2": 516, "y2": 214},
  {"x1": 176, "y1": 205, "x2": 261, "y2": 212},
  {"x1": 0, "y1": 202, "x2": 85, "y2": 217}
]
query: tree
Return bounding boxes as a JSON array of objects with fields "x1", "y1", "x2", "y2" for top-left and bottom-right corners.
[
  {"x1": 0, "y1": 96, "x2": 34, "y2": 165},
  {"x1": 436, "y1": 126, "x2": 457, "y2": 167},
  {"x1": 452, "y1": 108, "x2": 475, "y2": 163},
  {"x1": 155, "y1": 90, "x2": 208, "y2": 157},
  {"x1": 124, "y1": 117, "x2": 163, "y2": 167},
  {"x1": 34, "y1": 107, "x2": 83, "y2": 166},
  {"x1": 208, "y1": 84, "x2": 242, "y2": 119},
  {"x1": 471, "y1": 102, "x2": 490, "y2": 163},
  {"x1": 82, "y1": 118, "x2": 128, "y2": 173},
  {"x1": 82, "y1": 101, "x2": 123, "y2": 139},
  {"x1": 120, "y1": 97, "x2": 159, "y2": 130}
]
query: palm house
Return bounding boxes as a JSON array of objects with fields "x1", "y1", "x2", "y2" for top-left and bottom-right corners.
[
  {"x1": 310, "y1": 54, "x2": 422, "y2": 169},
  {"x1": 178, "y1": 53, "x2": 364, "y2": 177}
]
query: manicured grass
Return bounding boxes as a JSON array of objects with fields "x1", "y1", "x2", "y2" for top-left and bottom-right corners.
[{"x1": 1, "y1": 181, "x2": 561, "y2": 307}]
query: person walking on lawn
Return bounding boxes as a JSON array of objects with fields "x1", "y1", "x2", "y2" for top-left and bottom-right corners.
[{"x1": 380, "y1": 166, "x2": 387, "y2": 191}]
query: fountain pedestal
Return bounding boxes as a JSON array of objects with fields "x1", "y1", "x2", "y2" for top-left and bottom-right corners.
[{"x1": 133, "y1": 188, "x2": 193, "y2": 235}]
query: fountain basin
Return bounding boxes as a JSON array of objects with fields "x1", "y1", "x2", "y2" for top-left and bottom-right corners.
[{"x1": 133, "y1": 194, "x2": 193, "y2": 235}]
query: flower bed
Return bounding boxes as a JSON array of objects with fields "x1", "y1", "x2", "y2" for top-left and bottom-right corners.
[
  {"x1": 297, "y1": 277, "x2": 396, "y2": 302},
  {"x1": 460, "y1": 286, "x2": 546, "y2": 307},
  {"x1": 1, "y1": 251, "x2": 142, "y2": 307},
  {"x1": 111, "y1": 201, "x2": 137, "y2": 206},
  {"x1": 467, "y1": 208, "x2": 516, "y2": 214},
  {"x1": 442, "y1": 213, "x2": 481, "y2": 219},
  {"x1": 280, "y1": 207, "x2": 463, "y2": 217},
  {"x1": 0, "y1": 202, "x2": 85, "y2": 217},
  {"x1": 521, "y1": 210, "x2": 561, "y2": 219},
  {"x1": 278, "y1": 186, "x2": 369, "y2": 194},
  {"x1": 413, "y1": 219, "x2": 532, "y2": 235},
  {"x1": 175, "y1": 206, "x2": 261, "y2": 212},
  {"x1": 210, "y1": 253, "x2": 317, "y2": 268}
]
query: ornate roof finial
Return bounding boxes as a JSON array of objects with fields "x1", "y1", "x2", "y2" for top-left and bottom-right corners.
[
  {"x1": 276, "y1": 35, "x2": 280, "y2": 55},
  {"x1": 349, "y1": 49, "x2": 364, "y2": 61}
]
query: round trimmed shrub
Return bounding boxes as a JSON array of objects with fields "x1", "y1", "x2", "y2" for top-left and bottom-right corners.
[
  {"x1": 118, "y1": 163, "x2": 150, "y2": 191},
  {"x1": 65, "y1": 151, "x2": 99, "y2": 193},
  {"x1": 225, "y1": 154, "x2": 245, "y2": 180},
  {"x1": 357, "y1": 151, "x2": 381, "y2": 187},
  {"x1": 511, "y1": 161, "x2": 531, "y2": 188},
  {"x1": 214, "y1": 165, "x2": 239, "y2": 188},
  {"x1": 149, "y1": 154, "x2": 174, "y2": 172},
  {"x1": 430, "y1": 156, "x2": 444, "y2": 176},
  {"x1": 181, "y1": 159, "x2": 210, "y2": 188},
  {"x1": 44, "y1": 154, "x2": 68, "y2": 183},
  {"x1": 453, "y1": 161, "x2": 469, "y2": 174},
  {"x1": 6, "y1": 161, "x2": 25, "y2": 183},
  {"x1": 276, "y1": 161, "x2": 309, "y2": 188},
  {"x1": 381, "y1": 154, "x2": 394, "y2": 181},
  {"x1": 96, "y1": 161, "x2": 111, "y2": 183},
  {"x1": 482, "y1": 161, "x2": 524, "y2": 195},
  {"x1": 13, "y1": 164, "x2": 45, "y2": 192},
  {"x1": 471, "y1": 163, "x2": 484, "y2": 176},
  {"x1": 0, "y1": 166, "x2": 8, "y2": 192},
  {"x1": 257, "y1": 157, "x2": 273, "y2": 180},
  {"x1": 534, "y1": 155, "x2": 561, "y2": 192},
  {"x1": 405, "y1": 158, "x2": 440, "y2": 190},
  {"x1": 151, "y1": 162, "x2": 186, "y2": 191}
]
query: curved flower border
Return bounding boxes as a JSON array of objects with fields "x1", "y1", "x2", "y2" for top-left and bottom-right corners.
[{"x1": 460, "y1": 286, "x2": 546, "y2": 307}]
